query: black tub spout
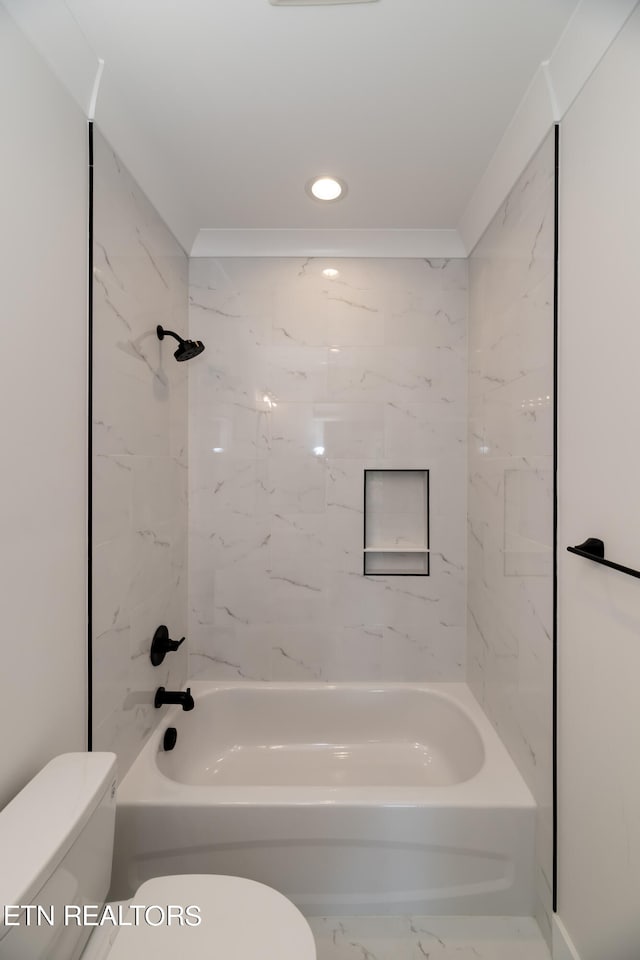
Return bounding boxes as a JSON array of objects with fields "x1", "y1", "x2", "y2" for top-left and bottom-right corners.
[{"x1": 154, "y1": 686, "x2": 195, "y2": 711}]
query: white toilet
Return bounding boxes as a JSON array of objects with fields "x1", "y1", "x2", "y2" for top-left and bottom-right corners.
[{"x1": 0, "y1": 753, "x2": 316, "y2": 960}]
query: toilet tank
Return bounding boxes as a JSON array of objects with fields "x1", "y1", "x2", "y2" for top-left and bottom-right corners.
[{"x1": 0, "y1": 753, "x2": 117, "y2": 960}]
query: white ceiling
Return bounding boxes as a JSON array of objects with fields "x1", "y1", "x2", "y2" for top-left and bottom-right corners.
[{"x1": 60, "y1": 0, "x2": 579, "y2": 240}]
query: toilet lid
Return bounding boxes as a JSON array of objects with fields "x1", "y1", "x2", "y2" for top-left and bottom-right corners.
[{"x1": 106, "y1": 875, "x2": 316, "y2": 960}]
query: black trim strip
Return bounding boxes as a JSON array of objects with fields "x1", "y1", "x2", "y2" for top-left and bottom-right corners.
[
  {"x1": 552, "y1": 122, "x2": 559, "y2": 914},
  {"x1": 426, "y1": 468, "x2": 430, "y2": 568},
  {"x1": 87, "y1": 121, "x2": 94, "y2": 751},
  {"x1": 362, "y1": 467, "x2": 367, "y2": 577}
]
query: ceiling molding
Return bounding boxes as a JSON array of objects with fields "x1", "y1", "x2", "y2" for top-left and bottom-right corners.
[
  {"x1": 458, "y1": 0, "x2": 639, "y2": 254},
  {"x1": 191, "y1": 228, "x2": 467, "y2": 258}
]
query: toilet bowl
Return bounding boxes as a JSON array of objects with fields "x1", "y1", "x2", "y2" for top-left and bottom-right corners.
[
  {"x1": 83, "y1": 875, "x2": 316, "y2": 960},
  {"x1": 0, "y1": 753, "x2": 316, "y2": 960}
]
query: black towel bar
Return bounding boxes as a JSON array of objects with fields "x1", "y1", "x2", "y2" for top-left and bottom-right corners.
[{"x1": 566, "y1": 538, "x2": 640, "y2": 580}]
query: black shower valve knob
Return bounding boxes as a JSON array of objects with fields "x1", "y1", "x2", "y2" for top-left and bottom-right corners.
[{"x1": 150, "y1": 625, "x2": 185, "y2": 666}]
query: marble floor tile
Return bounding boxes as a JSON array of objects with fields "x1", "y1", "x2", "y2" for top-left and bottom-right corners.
[{"x1": 308, "y1": 916, "x2": 550, "y2": 960}]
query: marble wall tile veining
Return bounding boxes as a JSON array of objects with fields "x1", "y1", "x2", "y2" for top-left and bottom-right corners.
[
  {"x1": 467, "y1": 130, "x2": 555, "y2": 948},
  {"x1": 92, "y1": 129, "x2": 188, "y2": 776},
  {"x1": 189, "y1": 258, "x2": 468, "y2": 683},
  {"x1": 309, "y1": 916, "x2": 550, "y2": 960}
]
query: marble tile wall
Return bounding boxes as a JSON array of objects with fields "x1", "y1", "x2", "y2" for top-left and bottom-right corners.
[
  {"x1": 92, "y1": 129, "x2": 188, "y2": 776},
  {"x1": 309, "y1": 916, "x2": 550, "y2": 960},
  {"x1": 188, "y1": 258, "x2": 467, "y2": 681},
  {"x1": 467, "y1": 131, "x2": 555, "y2": 944}
]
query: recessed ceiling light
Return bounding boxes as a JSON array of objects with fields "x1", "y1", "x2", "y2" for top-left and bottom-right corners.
[
  {"x1": 306, "y1": 176, "x2": 347, "y2": 202},
  {"x1": 322, "y1": 267, "x2": 340, "y2": 278}
]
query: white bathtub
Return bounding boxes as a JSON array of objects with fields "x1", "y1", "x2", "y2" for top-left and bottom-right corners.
[{"x1": 111, "y1": 682, "x2": 535, "y2": 915}]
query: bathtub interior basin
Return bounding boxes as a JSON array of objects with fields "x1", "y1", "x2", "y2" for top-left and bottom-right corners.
[
  {"x1": 112, "y1": 682, "x2": 535, "y2": 916},
  {"x1": 156, "y1": 685, "x2": 485, "y2": 788}
]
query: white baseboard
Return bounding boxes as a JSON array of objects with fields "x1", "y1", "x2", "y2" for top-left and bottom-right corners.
[{"x1": 553, "y1": 915, "x2": 582, "y2": 960}]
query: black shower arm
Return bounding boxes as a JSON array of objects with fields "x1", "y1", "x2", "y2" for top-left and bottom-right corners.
[{"x1": 156, "y1": 325, "x2": 185, "y2": 345}]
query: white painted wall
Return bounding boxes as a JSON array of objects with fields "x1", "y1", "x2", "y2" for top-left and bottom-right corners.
[
  {"x1": 0, "y1": 5, "x2": 88, "y2": 807},
  {"x1": 557, "y1": 6, "x2": 640, "y2": 958}
]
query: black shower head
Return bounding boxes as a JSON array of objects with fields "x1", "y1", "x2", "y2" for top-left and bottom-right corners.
[
  {"x1": 174, "y1": 338, "x2": 205, "y2": 362},
  {"x1": 157, "y1": 325, "x2": 205, "y2": 362}
]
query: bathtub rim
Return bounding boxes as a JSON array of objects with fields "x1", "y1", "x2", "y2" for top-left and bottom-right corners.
[{"x1": 117, "y1": 681, "x2": 534, "y2": 809}]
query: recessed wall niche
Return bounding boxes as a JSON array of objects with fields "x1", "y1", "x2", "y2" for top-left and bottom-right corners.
[{"x1": 364, "y1": 469, "x2": 430, "y2": 576}]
